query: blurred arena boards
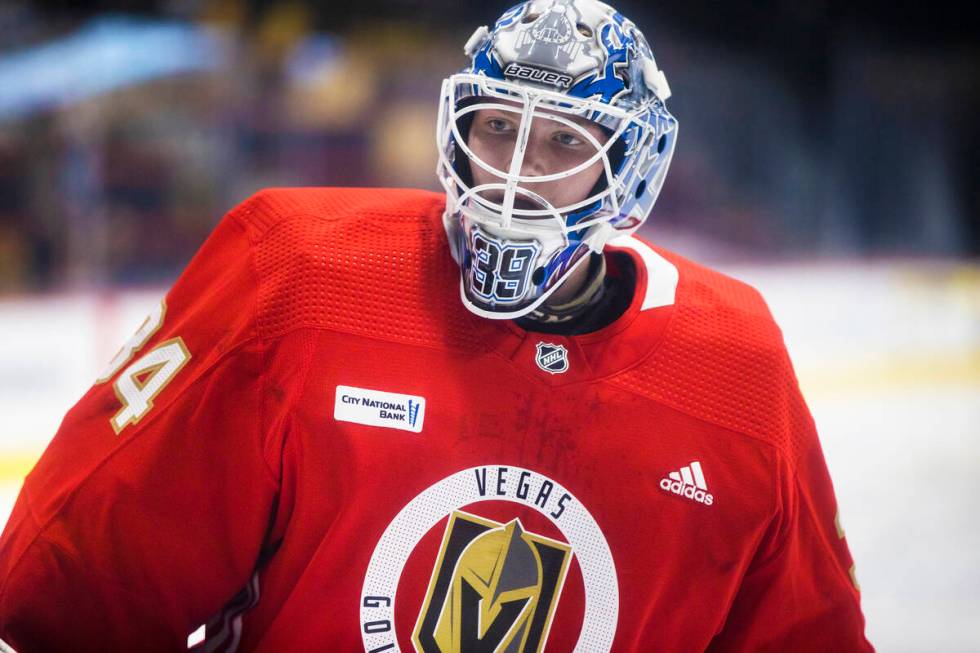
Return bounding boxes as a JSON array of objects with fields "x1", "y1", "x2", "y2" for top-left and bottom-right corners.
[{"x1": 1, "y1": 261, "x2": 978, "y2": 651}]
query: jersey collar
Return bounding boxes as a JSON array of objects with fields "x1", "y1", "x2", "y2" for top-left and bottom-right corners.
[{"x1": 480, "y1": 237, "x2": 679, "y2": 386}]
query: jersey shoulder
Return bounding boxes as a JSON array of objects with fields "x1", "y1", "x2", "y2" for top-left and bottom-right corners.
[
  {"x1": 227, "y1": 187, "x2": 484, "y2": 351},
  {"x1": 614, "y1": 242, "x2": 815, "y2": 461},
  {"x1": 234, "y1": 186, "x2": 446, "y2": 236},
  {"x1": 657, "y1": 244, "x2": 780, "y2": 333}
]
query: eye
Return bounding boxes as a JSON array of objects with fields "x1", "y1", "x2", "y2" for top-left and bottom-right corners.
[
  {"x1": 554, "y1": 131, "x2": 584, "y2": 147},
  {"x1": 486, "y1": 117, "x2": 515, "y2": 133}
]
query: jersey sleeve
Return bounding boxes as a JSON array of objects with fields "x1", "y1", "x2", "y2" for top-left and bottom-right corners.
[
  {"x1": 708, "y1": 397, "x2": 873, "y2": 651},
  {"x1": 0, "y1": 198, "x2": 281, "y2": 652}
]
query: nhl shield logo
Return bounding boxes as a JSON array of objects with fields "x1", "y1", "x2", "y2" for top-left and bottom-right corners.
[{"x1": 535, "y1": 342, "x2": 569, "y2": 374}]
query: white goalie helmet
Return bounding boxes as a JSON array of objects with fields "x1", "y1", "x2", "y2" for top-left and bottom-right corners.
[{"x1": 437, "y1": 0, "x2": 678, "y2": 319}]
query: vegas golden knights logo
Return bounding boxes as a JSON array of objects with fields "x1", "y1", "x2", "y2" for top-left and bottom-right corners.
[{"x1": 412, "y1": 511, "x2": 572, "y2": 653}]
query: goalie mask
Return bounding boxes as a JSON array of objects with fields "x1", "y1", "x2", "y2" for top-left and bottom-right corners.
[{"x1": 437, "y1": 0, "x2": 678, "y2": 319}]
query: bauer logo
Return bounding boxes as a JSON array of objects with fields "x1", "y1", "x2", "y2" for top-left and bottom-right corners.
[
  {"x1": 503, "y1": 62, "x2": 573, "y2": 89},
  {"x1": 536, "y1": 342, "x2": 569, "y2": 374},
  {"x1": 334, "y1": 385, "x2": 425, "y2": 433}
]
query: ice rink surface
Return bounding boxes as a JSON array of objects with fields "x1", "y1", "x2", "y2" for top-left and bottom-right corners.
[{"x1": 1, "y1": 261, "x2": 978, "y2": 651}]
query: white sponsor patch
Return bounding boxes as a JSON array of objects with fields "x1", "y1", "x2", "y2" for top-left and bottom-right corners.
[{"x1": 334, "y1": 385, "x2": 426, "y2": 433}]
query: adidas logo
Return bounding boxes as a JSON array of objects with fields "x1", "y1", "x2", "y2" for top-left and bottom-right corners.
[{"x1": 659, "y1": 461, "x2": 714, "y2": 506}]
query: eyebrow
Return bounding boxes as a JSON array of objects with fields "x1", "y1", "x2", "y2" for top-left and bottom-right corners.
[{"x1": 478, "y1": 107, "x2": 606, "y2": 135}]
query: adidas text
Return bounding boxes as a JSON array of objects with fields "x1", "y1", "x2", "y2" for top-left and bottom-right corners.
[
  {"x1": 659, "y1": 478, "x2": 714, "y2": 505},
  {"x1": 660, "y1": 460, "x2": 714, "y2": 505}
]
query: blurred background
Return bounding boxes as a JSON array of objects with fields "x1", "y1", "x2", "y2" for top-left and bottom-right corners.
[{"x1": 0, "y1": 0, "x2": 977, "y2": 650}]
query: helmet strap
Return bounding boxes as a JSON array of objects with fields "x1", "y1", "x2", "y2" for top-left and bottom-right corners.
[{"x1": 525, "y1": 253, "x2": 606, "y2": 325}]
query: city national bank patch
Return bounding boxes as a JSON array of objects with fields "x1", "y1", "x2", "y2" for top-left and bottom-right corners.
[{"x1": 334, "y1": 385, "x2": 425, "y2": 433}]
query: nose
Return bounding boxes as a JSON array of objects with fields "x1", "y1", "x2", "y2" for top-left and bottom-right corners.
[{"x1": 517, "y1": 133, "x2": 549, "y2": 180}]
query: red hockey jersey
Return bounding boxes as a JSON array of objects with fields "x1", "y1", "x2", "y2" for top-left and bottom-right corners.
[{"x1": 0, "y1": 188, "x2": 872, "y2": 652}]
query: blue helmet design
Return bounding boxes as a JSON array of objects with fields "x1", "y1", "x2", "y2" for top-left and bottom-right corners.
[
  {"x1": 472, "y1": 39, "x2": 505, "y2": 79},
  {"x1": 568, "y1": 20, "x2": 631, "y2": 104}
]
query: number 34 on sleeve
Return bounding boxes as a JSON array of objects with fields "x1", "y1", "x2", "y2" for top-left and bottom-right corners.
[{"x1": 95, "y1": 300, "x2": 191, "y2": 435}]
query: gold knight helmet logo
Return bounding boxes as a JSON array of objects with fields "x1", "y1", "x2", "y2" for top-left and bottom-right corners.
[{"x1": 413, "y1": 511, "x2": 572, "y2": 653}]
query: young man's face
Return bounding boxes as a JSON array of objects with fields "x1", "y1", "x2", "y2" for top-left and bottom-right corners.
[{"x1": 466, "y1": 105, "x2": 611, "y2": 213}]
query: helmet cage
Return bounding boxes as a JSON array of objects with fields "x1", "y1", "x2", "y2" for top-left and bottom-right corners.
[{"x1": 438, "y1": 72, "x2": 676, "y2": 239}]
